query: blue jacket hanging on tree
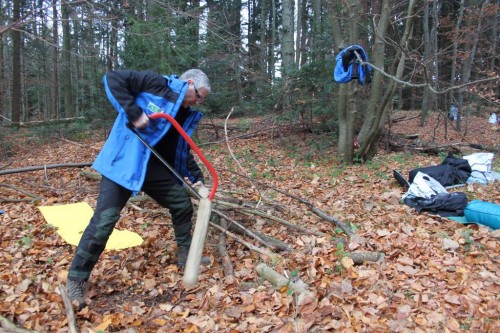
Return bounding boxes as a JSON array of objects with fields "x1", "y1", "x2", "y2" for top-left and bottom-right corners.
[{"x1": 333, "y1": 45, "x2": 372, "y2": 86}]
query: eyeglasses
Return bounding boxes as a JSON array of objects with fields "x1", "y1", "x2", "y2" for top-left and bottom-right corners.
[{"x1": 193, "y1": 84, "x2": 205, "y2": 103}]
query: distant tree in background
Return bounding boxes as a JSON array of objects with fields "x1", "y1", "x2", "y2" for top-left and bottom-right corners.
[
  {"x1": 51, "y1": 0, "x2": 59, "y2": 121},
  {"x1": 0, "y1": 0, "x2": 5, "y2": 124},
  {"x1": 61, "y1": 0, "x2": 74, "y2": 118},
  {"x1": 11, "y1": 0, "x2": 21, "y2": 127}
]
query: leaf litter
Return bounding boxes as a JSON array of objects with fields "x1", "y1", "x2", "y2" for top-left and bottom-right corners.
[{"x1": 0, "y1": 112, "x2": 499, "y2": 332}]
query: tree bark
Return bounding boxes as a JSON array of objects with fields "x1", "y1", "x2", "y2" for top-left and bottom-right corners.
[
  {"x1": 51, "y1": 0, "x2": 59, "y2": 120},
  {"x1": 281, "y1": 0, "x2": 295, "y2": 110},
  {"x1": 457, "y1": 0, "x2": 489, "y2": 131},
  {"x1": 356, "y1": 0, "x2": 392, "y2": 160},
  {"x1": 61, "y1": 1, "x2": 74, "y2": 117},
  {"x1": 0, "y1": 0, "x2": 4, "y2": 124},
  {"x1": 448, "y1": 0, "x2": 465, "y2": 109},
  {"x1": 11, "y1": 0, "x2": 21, "y2": 127}
]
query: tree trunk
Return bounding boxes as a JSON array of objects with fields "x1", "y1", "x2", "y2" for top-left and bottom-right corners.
[
  {"x1": 457, "y1": 0, "x2": 489, "y2": 131},
  {"x1": 431, "y1": 0, "x2": 439, "y2": 113},
  {"x1": 448, "y1": 0, "x2": 465, "y2": 109},
  {"x1": 281, "y1": 0, "x2": 295, "y2": 111},
  {"x1": 491, "y1": 1, "x2": 499, "y2": 101},
  {"x1": 328, "y1": 0, "x2": 360, "y2": 163},
  {"x1": 11, "y1": 0, "x2": 21, "y2": 127},
  {"x1": 295, "y1": 0, "x2": 302, "y2": 65},
  {"x1": 269, "y1": 0, "x2": 276, "y2": 81},
  {"x1": 357, "y1": 0, "x2": 417, "y2": 161},
  {"x1": 0, "y1": 0, "x2": 4, "y2": 123},
  {"x1": 51, "y1": 0, "x2": 59, "y2": 121},
  {"x1": 311, "y1": 0, "x2": 321, "y2": 62},
  {"x1": 61, "y1": 1, "x2": 74, "y2": 117},
  {"x1": 420, "y1": 0, "x2": 431, "y2": 126},
  {"x1": 259, "y1": 0, "x2": 267, "y2": 82}
]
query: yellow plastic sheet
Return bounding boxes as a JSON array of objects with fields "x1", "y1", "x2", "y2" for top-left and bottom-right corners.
[{"x1": 39, "y1": 202, "x2": 143, "y2": 250}]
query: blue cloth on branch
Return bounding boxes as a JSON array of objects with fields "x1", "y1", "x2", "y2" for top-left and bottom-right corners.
[{"x1": 333, "y1": 45, "x2": 372, "y2": 85}]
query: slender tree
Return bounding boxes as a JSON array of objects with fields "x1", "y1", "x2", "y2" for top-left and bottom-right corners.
[
  {"x1": 11, "y1": 0, "x2": 21, "y2": 127},
  {"x1": 0, "y1": 0, "x2": 4, "y2": 123},
  {"x1": 61, "y1": 0, "x2": 74, "y2": 117},
  {"x1": 51, "y1": 0, "x2": 59, "y2": 120},
  {"x1": 456, "y1": 0, "x2": 490, "y2": 131},
  {"x1": 281, "y1": 0, "x2": 295, "y2": 111},
  {"x1": 448, "y1": 0, "x2": 465, "y2": 108},
  {"x1": 420, "y1": 0, "x2": 432, "y2": 125}
]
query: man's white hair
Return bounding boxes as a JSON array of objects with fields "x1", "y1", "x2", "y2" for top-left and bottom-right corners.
[{"x1": 180, "y1": 69, "x2": 211, "y2": 92}]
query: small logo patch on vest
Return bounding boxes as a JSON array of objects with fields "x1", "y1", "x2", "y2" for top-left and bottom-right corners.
[{"x1": 147, "y1": 101, "x2": 162, "y2": 113}]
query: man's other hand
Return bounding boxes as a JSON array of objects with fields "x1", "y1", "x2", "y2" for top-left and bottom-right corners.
[
  {"x1": 132, "y1": 112, "x2": 150, "y2": 129},
  {"x1": 193, "y1": 181, "x2": 209, "y2": 198}
]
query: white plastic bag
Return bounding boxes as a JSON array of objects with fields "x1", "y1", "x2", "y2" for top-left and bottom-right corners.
[
  {"x1": 463, "y1": 152, "x2": 494, "y2": 173},
  {"x1": 403, "y1": 172, "x2": 448, "y2": 200},
  {"x1": 488, "y1": 113, "x2": 497, "y2": 124}
]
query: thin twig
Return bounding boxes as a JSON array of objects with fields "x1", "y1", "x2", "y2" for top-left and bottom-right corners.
[{"x1": 223, "y1": 107, "x2": 264, "y2": 205}]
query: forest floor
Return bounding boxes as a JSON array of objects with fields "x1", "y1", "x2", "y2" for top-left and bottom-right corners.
[{"x1": 0, "y1": 110, "x2": 499, "y2": 332}]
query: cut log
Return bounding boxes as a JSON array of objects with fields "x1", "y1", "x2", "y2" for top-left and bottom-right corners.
[{"x1": 255, "y1": 263, "x2": 313, "y2": 305}]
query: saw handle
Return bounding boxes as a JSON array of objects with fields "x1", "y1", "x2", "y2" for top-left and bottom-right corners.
[{"x1": 149, "y1": 113, "x2": 218, "y2": 201}]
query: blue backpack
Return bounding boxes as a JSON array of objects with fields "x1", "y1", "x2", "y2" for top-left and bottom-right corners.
[{"x1": 334, "y1": 45, "x2": 372, "y2": 86}]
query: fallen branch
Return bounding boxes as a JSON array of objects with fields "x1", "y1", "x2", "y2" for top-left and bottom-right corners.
[
  {"x1": 255, "y1": 263, "x2": 313, "y2": 305},
  {"x1": 391, "y1": 115, "x2": 419, "y2": 123},
  {"x1": 253, "y1": 232, "x2": 293, "y2": 252},
  {"x1": 79, "y1": 170, "x2": 101, "y2": 181},
  {"x1": 124, "y1": 199, "x2": 276, "y2": 258},
  {"x1": 60, "y1": 138, "x2": 100, "y2": 151},
  {"x1": 347, "y1": 252, "x2": 385, "y2": 264},
  {"x1": 412, "y1": 142, "x2": 499, "y2": 153},
  {"x1": 220, "y1": 168, "x2": 356, "y2": 239},
  {"x1": 212, "y1": 208, "x2": 283, "y2": 252},
  {"x1": 0, "y1": 162, "x2": 13, "y2": 170},
  {"x1": 57, "y1": 285, "x2": 80, "y2": 333},
  {"x1": 20, "y1": 117, "x2": 85, "y2": 126},
  {"x1": 209, "y1": 221, "x2": 276, "y2": 258},
  {"x1": 198, "y1": 125, "x2": 279, "y2": 147},
  {"x1": 0, "y1": 315, "x2": 38, "y2": 333},
  {"x1": 0, "y1": 163, "x2": 92, "y2": 176},
  {"x1": 386, "y1": 133, "x2": 500, "y2": 154},
  {"x1": 0, "y1": 198, "x2": 39, "y2": 203},
  {"x1": 0, "y1": 183, "x2": 43, "y2": 202},
  {"x1": 80, "y1": 175, "x2": 295, "y2": 252}
]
